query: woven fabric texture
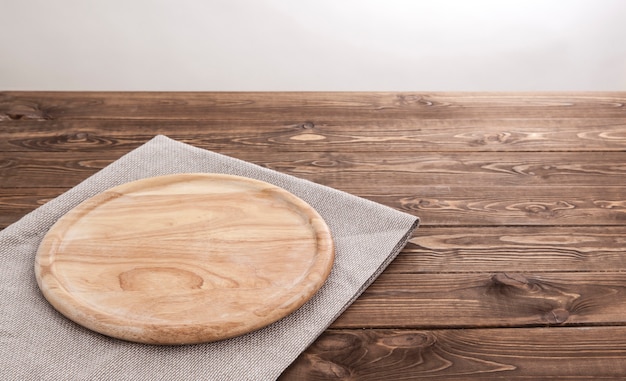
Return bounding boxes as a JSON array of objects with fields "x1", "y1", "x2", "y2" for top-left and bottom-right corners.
[{"x1": 0, "y1": 136, "x2": 419, "y2": 380}]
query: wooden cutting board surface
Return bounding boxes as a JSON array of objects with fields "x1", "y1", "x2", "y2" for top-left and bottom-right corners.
[{"x1": 35, "y1": 173, "x2": 334, "y2": 345}]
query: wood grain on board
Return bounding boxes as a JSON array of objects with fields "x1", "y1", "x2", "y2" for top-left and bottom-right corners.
[
  {"x1": 34, "y1": 173, "x2": 334, "y2": 345},
  {"x1": 2, "y1": 92, "x2": 626, "y2": 379},
  {"x1": 280, "y1": 327, "x2": 626, "y2": 380}
]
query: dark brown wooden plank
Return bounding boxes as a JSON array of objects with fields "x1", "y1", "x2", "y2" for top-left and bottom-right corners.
[
  {"x1": 389, "y1": 226, "x2": 626, "y2": 273},
  {"x1": 0, "y1": 152, "x2": 109, "y2": 188},
  {"x1": 281, "y1": 327, "x2": 626, "y2": 380},
  {"x1": 369, "y1": 186, "x2": 626, "y2": 226},
  {"x1": 3, "y1": 150, "x2": 626, "y2": 188},
  {"x1": 2, "y1": 92, "x2": 626, "y2": 121},
  {"x1": 332, "y1": 272, "x2": 626, "y2": 328},
  {"x1": 2, "y1": 150, "x2": 625, "y2": 226},
  {"x1": 258, "y1": 152, "x2": 626, "y2": 188},
  {"x1": 3, "y1": 150, "x2": 625, "y2": 226},
  {"x1": 1, "y1": 187, "x2": 625, "y2": 228},
  {"x1": 332, "y1": 185, "x2": 570, "y2": 226},
  {"x1": 2, "y1": 118, "x2": 626, "y2": 152}
]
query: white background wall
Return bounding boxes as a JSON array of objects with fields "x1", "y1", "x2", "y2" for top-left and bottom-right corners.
[{"x1": 1, "y1": 0, "x2": 625, "y2": 91}]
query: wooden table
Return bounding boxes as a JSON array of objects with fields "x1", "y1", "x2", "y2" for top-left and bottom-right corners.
[{"x1": 2, "y1": 92, "x2": 626, "y2": 379}]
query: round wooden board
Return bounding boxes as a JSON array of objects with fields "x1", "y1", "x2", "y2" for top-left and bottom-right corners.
[{"x1": 35, "y1": 173, "x2": 334, "y2": 345}]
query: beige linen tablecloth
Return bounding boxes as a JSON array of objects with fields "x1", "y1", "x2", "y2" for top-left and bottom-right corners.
[{"x1": 0, "y1": 135, "x2": 419, "y2": 380}]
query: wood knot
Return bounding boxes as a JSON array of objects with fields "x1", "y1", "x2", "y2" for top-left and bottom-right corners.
[
  {"x1": 306, "y1": 355, "x2": 351, "y2": 379},
  {"x1": 72, "y1": 132, "x2": 89, "y2": 140},
  {"x1": 526, "y1": 204, "x2": 548, "y2": 214},
  {"x1": 394, "y1": 94, "x2": 436, "y2": 106},
  {"x1": 311, "y1": 160, "x2": 337, "y2": 167},
  {"x1": 0, "y1": 102, "x2": 52, "y2": 121},
  {"x1": 544, "y1": 308, "x2": 570, "y2": 324},
  {"x1": 489, "y1": 272, "x2": 540, "y2": 295},
  {"x1": 470, "y1": 132, "x2": 516, "y2": 146},
  {"x1": 315, "y1": 332, "x2": 360, "y2": 351},
  {"x1": 299, "y1": 121, "x2": 315, "y2": 129},
  {"x1": 492, "y1": 272, "x2": 529, "y2": 288},
  {"x1": 380, "y1": 332, "x2": 434, "y2": 348},
  {"x1": 6, "y1": 113, "x2": 25, "y2": 120}
]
